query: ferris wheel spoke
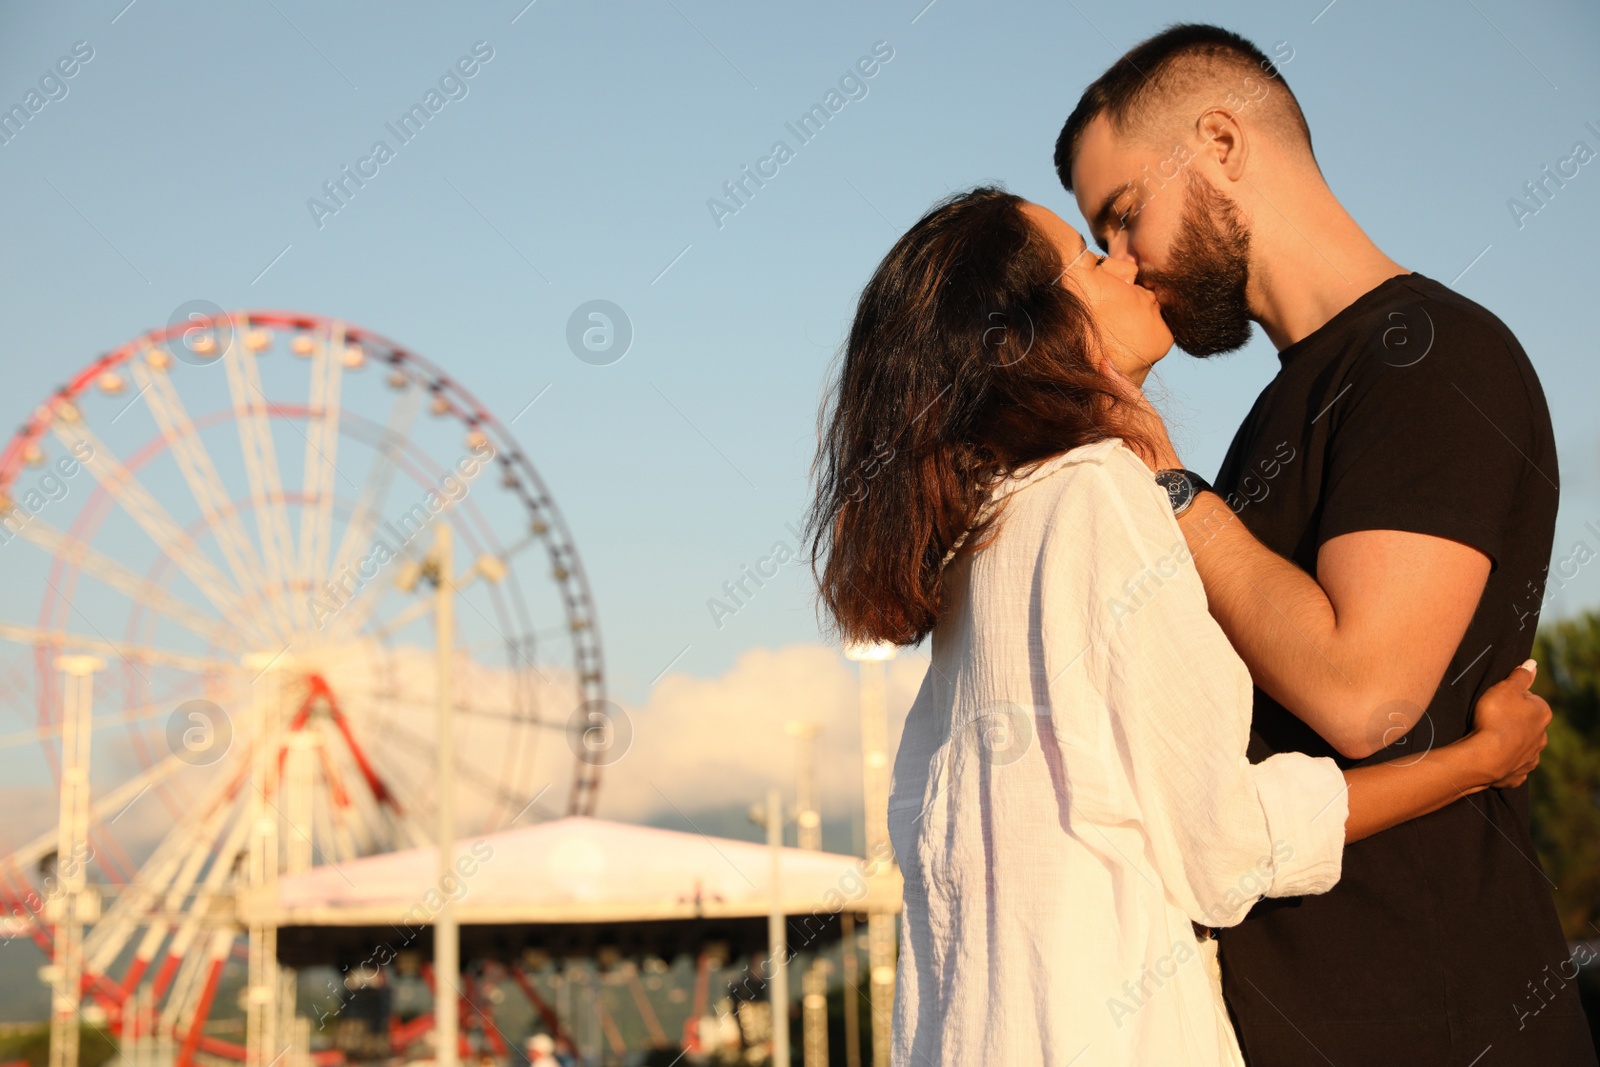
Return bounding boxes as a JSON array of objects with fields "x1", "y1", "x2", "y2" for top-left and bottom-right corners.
[
  {"x1": 311, "y1": 775, "x2": 341, "y2": 863},
  {"x1": 323, "y1": 384, "x2": 421, "y2": 628},
  {"x1": 298, "y1": 321, "x2": 346, "y2": 611},
  {"x1": 164, "y1": 926, "x2": 233, "y2": 1033},
  {"x1": 48, "y1": 421, "x2": 273, "y2": 648},
  {"x1": 0, "y1": 681, "x2": 208, "y2": 751},
  {"x1": 310, "y1": 721, "x2": 369, "y2": 862},
  {"x1": 0, "y1": 621, "x2": 240, "y2": 676},
  {"x1": 357, "y1": 590, "x2": 432, "y2": 643},
  {"x1": 2, "y1": 747, "x2": 203, "y2": 875},
  {"x1": 340, "y1": 547, "x2": 500, "y2": 643},
  {"x1": 340, "y1": 687, "x2": 561, "y2": 730},
  {"x1": 127, "y1": 357, "x2": 296, "y2": 642},
  {"x1": 360, "y1": 750, "x2": 433, "y2": 849},
  {"x1": 311, "y1": 788, "x2": 351, "y2": 867},
  {"x1": 432, "y1": 700, "x2": 558, "y2": 729},
  {"x1": 223, "y1": 326, "x2": 305, "y2": 633},
  {"x1": 88, "y1": 806, "x2": 227, "y2": 972},
  {"x1": 311, "y1": 766, "x2": 358, "y2": 865},
  {"x1": 319, "y1": 549, "x2": 422, "y2": 645},
  {"x1": 327, "y1": 795, "x2": 362, "y2": 865},
  {"x1": 156, "y1": 797, "x2": 255, "y2": 1011},
  {"x1": 332, "y1": 553, "x2": 425, "y2": 642},
  {"x1": 0, "y1": 514, "x2": 242, "y2": 652},
  {"x1": 85, "y1": 761, "x2": 245, "y2": 974},
  {"x1": 382, "y1": 717, "x2": 559, "y2": 823}
]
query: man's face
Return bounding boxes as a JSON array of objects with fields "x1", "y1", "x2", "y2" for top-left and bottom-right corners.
[{"x1": 1070, "y1": 113, "x2": 1255, "y2": 356}]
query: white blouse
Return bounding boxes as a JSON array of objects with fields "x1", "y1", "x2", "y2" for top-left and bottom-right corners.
[{"x1": 887, "y1": 439, "x2": 1349, "y2": 1067}]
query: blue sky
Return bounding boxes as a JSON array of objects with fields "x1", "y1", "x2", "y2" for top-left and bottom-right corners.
[
  {"x1": 0, "y1": 0, "x2": 1596, "y2": 707},
  {"x1": 1, "y1": 0, "x2": 1596, "y2": 1026}
]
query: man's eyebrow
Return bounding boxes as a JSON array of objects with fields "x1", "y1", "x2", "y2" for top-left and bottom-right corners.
[{"x1": 1090, "y1": 181, "x2": 1133, "y2": 251}]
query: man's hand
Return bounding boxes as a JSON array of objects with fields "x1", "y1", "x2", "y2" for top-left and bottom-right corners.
[{"x1": 1465, "y1": 660, "x2": 1552, "y2": 789}]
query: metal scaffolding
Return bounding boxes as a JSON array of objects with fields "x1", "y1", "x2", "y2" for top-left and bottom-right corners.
[
  {"x1": 844, "y1": 642, "x2": 898, "y2": 1067},
  {"x1": 48, "y1": 654, "x2": 104, "y2": 1067}
]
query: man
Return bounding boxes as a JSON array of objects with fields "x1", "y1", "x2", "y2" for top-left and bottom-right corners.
[{"x1": 1056, "y1": 24, "x2": 1595, "y2": 1066}]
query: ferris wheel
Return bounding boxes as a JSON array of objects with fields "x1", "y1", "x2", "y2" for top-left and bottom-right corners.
[{"x1": 0, "y1": 310, "x2": 608, "y2": 1054}]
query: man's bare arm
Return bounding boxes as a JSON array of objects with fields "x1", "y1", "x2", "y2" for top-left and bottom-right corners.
[
  {"x1": 1174, "y1": 491, "x2": 1490, "y2": 758},
  {"x1": 1343, "y1": 660, "x2": 1547, "y2": 841}
]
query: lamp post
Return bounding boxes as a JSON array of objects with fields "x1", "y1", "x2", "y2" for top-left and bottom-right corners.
[
  {"x1": 48, "y1": 654, "x2": 103, "y2": 1067},
  {"x1": 433, "y1": 523, "x2": 460, "y2": 1067},
  {"x1": 787, "y1": 722, "x2": 828, "y2": 1067},
  {"x1": 243, "y1": 652, "x2": 284, "y2": 1067},
  {"x1": 766, "y1": 786, "x2": 791, "y2": 1067},
  {"x1": 785, "y1": 721, "x2": 823, "y2": 852},
  {"x1": 840, "y1": 905, "x2": 860, "y2": 1067},
  {"x1": 398, "y1": 523, "x2": 505, "y2": 1067},
  {"x1": 842, "y1": 641, "x2": 896, "y2": 1067}
]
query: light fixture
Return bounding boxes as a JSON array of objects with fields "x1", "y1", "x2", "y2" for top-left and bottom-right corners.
[{"x1": 843, "y1": 640, "x2": 897, "y2": 662}]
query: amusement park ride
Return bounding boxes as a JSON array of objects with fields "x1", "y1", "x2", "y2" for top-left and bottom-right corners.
[{"x1": 0, "y1": 311, "x2": 610, "y2": 1064}]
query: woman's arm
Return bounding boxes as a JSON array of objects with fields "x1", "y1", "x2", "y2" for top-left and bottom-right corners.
[
  {"x1": 1342, "y1": 662, "x2": 1549, "y2": 843},
  {"x1": 1066, "y1": 455, "x2": 1348, "y2": 927},
  {"x1": 1066, "y1": 453, "x2": 1550, "y2": 929}
]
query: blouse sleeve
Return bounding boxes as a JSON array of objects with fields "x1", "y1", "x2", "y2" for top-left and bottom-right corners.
[{"x1": 1053, "y1": 450, "x2": 1348, "y2": 928}]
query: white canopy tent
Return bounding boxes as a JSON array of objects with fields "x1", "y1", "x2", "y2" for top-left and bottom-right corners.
[{"x1": 250, "y1": 816, "x2": 901, "y2": 966}]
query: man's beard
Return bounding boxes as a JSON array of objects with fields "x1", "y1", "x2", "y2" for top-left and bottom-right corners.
[{"x1": 1137, "y1": 172, "x2": 1254, "y2": 357}]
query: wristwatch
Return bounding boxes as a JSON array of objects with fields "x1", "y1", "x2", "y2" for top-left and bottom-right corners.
[{"x1": 1154, "y1": 468, "x2": 1213, "y2": 517}]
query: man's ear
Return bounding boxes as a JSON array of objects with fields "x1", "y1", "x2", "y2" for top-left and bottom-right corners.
[{"x1": 1195, "y1": 108, "x2": 1249, "y2": 182}]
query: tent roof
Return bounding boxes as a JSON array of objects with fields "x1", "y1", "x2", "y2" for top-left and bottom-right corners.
[{"x1": 257, "y1": 816, "x2": 901, "y2": 928}]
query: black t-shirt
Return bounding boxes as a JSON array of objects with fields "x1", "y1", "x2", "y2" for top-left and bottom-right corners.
[{"x1": 1210, "y1": 274, "x2": 1597, "y2": 1066}]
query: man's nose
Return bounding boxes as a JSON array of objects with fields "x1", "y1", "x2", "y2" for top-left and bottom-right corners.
[
  {"x1": 1102, "y1": 254, "x2": 1139, "y2": 284},
  {"x1": 1104, "y1": 231, "x2": 1138, "y2": 271}
]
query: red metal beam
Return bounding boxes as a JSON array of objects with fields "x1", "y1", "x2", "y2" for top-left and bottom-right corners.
[
  {"x1": 318, "y1": 681, "x2": 400, "y2": 813},
  {"x1": 152, "y1": 953, "x2": 182, "y2": 1001},
  {"x1": 120, "y1": 955, "x2": 150, "y2": 1002},
  {"x1": 463, "y1": 971, "x2": 508, "y2": 1059},
  {"x1": 193, "y1": 1035, "x2": 246, "y2": 1060},
  {"x1": 390, "y1": 1011, "x2": 435, "y2": 1051},
  {"x1": 509, "y1": 965, "x2": 578, "y2": 1052},
  {"x1": 176, "y1": 955, "x2": 225, "y2": 1067}
]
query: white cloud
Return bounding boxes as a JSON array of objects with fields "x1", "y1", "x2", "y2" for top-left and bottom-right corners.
[
  {"x1": 0, "y1": 643, "x2": 931, "y2": 884},
  {"x1": 598, "y1": 643, "x2": 927, "y2": 825}
]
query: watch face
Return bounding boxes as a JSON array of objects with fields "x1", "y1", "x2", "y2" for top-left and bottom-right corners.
[{"x1": 1155, "y1": 469, "x2": 1194, "y2": 514}]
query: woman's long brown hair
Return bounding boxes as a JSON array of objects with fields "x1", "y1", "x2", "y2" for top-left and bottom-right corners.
[{"x1": 808, "y1": 186, "x2": 1142, "y2": 647}]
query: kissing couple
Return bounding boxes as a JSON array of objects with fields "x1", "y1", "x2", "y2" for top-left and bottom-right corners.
[{"x1": 808, "y1": 23, "x2": 1596, "y2": 1067}]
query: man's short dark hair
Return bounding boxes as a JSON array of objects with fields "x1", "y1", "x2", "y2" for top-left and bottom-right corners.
[{"x1": 1054, "y1": 23, "x2": 1312, "y2": 192}]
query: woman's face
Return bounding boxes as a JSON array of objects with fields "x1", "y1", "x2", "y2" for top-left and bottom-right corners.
[{"x1": 1021, "y1": 202, "x2": 1173, "y2": 386}]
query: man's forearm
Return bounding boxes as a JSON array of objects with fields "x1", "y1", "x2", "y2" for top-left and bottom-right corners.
[{"x1": 1175, "y1": 492, "x2": 1379, "y2": 756}]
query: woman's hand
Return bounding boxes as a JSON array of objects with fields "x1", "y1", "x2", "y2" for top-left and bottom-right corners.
[
  {"x1": 1465, "y1": 660, "x2": 1552, "y2": 788},
  {"x1": 1096, "y1": 355, "x2": 1183, "y2": 472}
]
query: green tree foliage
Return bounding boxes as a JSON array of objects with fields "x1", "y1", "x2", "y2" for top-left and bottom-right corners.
[
  {"x1": 0, "y1": 1025, "x2": 118, "y2": 1067},
  {"x1": 1531, "y1": 611, "x2": 1600, "y2": 941}
]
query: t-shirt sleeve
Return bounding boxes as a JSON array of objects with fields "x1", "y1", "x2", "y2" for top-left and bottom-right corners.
[{"x1": 1316, "y1": 307, "x2": 1540, "y2": 567}]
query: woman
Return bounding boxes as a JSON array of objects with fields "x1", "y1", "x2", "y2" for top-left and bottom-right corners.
[{"x1": 806, "y1": 188, "x2": 1551, "y2": 1066}]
